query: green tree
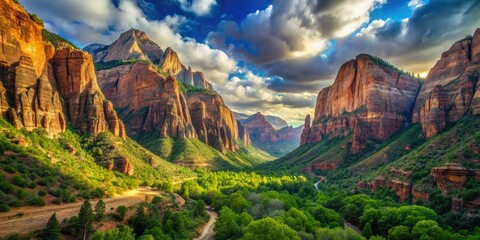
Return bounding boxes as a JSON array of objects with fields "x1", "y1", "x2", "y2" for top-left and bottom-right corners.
[
  {"x1": 116, "y1": 205, "x2": 128, "y2": 221},
  {"x1": 137, "y1": 235, "x2": 155, "y2": 240},
  {"x1": 363, "y1": 223, "x2": 373, "y2": 240},
  {"x1": 411, "y1": 220, "x2": 446, "y2": 240},
  {"x1": 388, "y1": 226, "x2": 411, "y2": 240},
  {"x1": 241, "y1": 217, "x2": 300, "y2": 240},
  {"x1": 194, "y1": 200, "x2": 206, "y2": 217},
  {"x1": 43, "y1": 213, "x2": 61, "y2": 240},
  {"x1": 92, "y1": 225, "x2": 135, "y2": 240},
  {"x1": 95, "y1": 199, "x2": 106, "y2": 221},
  {"x1": 230, "y1": 193, "x2": 251, "y2": 213},
  {"x1": 214, "y1": 206, "x2": 241, "y2": 239},
  {"x1": 76, "y1": 200, "x2": 94, "y2": 240}
]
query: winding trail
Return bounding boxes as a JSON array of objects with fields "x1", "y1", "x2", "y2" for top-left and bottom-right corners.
[
  {"x1": 0, "y1": 187, "x2": 162, "y2": 238},
  {"x1": 194, "y1": 208, "x2": 218, "y2": 240}
]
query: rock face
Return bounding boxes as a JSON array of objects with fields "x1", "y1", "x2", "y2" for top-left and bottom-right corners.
[
  {"x1": 431, "y1": 163, "x2": 480, "y2": 192},
  {"x1": 52, "y1": 49, "x2": 125, "y2": 138},
  {"x1": 96, "y1": 62, "x2": 196, "y2": 139},
  {"x1": 413, "y1": 28, "x2": 480, "y2": 138},
  {"x1": 240, "y1": 112, "x2": 303, "y2": 156},
  {"x1": 0, "y1": 0, "x2": 65, "y2": 135},
  {"x1": 94, "y1": 29, "x2": 248, "y2": 153},
  {"x1": 186, "y1": 93, "x2": 238, "y2": 153},
  {"x1": 237, "y1": 120, "x2": 251, "y2": 145},
  {"x1": 301, "y1": 54, "x2": 422, "y2": 152},
  {"x1": 88, "y1": 29, "x2": 163, "y2": 63},
  {"x1": 0, "y1": 57, "x2": 66, "y2": 136},
  {"x1": 0, "y1": 0, "x2": 46, "y2": 76}
]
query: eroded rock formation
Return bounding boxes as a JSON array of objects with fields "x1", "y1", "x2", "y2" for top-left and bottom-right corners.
[
  {"x1": 301, "y1": 54, "x2": 421, "y2": 152},
  {"x1": 52, "y1": 49, "x2": 125, "y2": 138},
  {"x1": 96, "y1": 61, "x2": 196, "y2": 139},
  {"x1": 413, "y1": 28, "x2": 480, "y2": 138},
  {"x1": 186, "y1": 93, "x2": 238, "y2": 153}
]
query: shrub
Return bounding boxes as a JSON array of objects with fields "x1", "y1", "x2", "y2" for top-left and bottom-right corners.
[
  {"x1": 0, "y1": 203, "x2": 10, "y2": 212},
  {"x1": 28, "y1": 197, "x2": 46, "y2": 206},
  {"x1": 38, "y1": 189, "x2": 47, "y2": 197},
  {"x1": 116, "y1": 205, "x2": 128, "y2": 221}
]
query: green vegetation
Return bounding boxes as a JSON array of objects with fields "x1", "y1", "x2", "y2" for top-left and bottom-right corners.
[
  {"x1": 134, "y1": 132, "x2": 273, "y2": 169},
  {"x1": 76, "y1": 200, "x2": 95, "y2": 240},
  {"x1": 0, "y1": 118, "x2": 193, "y2": 210},
  {"x1": 359, "y1": 54, "x2": 418, "y2": 77},
  {"x1": 174, "y1": 171, "x2": 480, "y2": 239},
  {"x1": 43, "y1": 213, "x2": 61, "y2": 240},
  {"x1": 94, "y1": 59, "x2": 149, "y2": 71},
  {"x1": 29, "y1": 14, "x2": 44, "y2": 26},
  {"x1": 95, "y1": 199, "x2": 106, "y2": 221},
  {"x1": 177, "y1": 81, "x2": 216, "y2": 95},
  {"x1": 42, "y1": 29, "x2": 77, "y2": 50}
]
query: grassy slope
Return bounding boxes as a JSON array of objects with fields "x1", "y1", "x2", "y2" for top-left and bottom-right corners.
[
  {"x1": 0, "y1": 119, "x2": 193, "y2": 209},
  {"x1": 263, "y1": 114, "x2": 480, "y2": 193},
  {"x1": 133, "y1": 131, "x2": 274, "y2": 170}
]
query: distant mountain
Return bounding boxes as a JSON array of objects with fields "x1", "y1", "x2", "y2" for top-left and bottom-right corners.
[
  {"x1": 265, "y1": 115, "x2": 289, "y2": 129},
  {"x1": 235, "y1": 112, "x2": 289, "y2": 129},
  {"x1": 235, "y1": 112, "x2": 303, "y2": 157}
]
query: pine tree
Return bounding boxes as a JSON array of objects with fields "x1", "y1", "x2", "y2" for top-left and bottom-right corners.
[
  {"x1": 95, "y1": 199, "x2": 106, "y2": 221},
  {"x1": 363, "y1": 222, "x2": 373, "y2": 240},
  {"x1": 44, "y1": 213, "x2": 61, "y2": 240},
  {"x1": 76, "y1": 200, "x2": 94, "y2": 240}
]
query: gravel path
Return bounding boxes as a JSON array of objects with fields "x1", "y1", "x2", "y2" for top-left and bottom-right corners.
[{"x1": 0, "y1": 187, "x2": 162, "y2": 238}]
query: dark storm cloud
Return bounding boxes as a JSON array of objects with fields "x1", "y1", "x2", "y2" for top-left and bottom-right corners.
[
  {"x1": 207, "y1": 0, "x2": 384, "y2": 65},
  {"x1": 254, "y1": 0, "x2": 480, "y2": 94}
]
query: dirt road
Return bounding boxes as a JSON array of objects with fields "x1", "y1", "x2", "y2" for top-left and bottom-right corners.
[
  {"x1": 194, "y1": 209, "x2": 217, "y2": 240},
  {"x1": 0, "y1": 188, "x2": 162, "y2": 238}
]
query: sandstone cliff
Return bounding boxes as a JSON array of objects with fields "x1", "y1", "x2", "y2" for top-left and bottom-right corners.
[
  {"x1": 52, "y1": 49, "x2": 125, "y2": 139},
  {"x1": 413, "y1": 28, "x2": 480, "y2": 138},
  {"x1": 301, "y1": 54, "x2": 421, "y2": 152},
  {"x1": 186, "y1": 93, "x2": 239, "y2": 153},
  {"x1": 96, "y1": 61, "x2": 197, "y2": 139},
  {"x1": 0, "y1": 0, "x2": 125, "y2": 139}
]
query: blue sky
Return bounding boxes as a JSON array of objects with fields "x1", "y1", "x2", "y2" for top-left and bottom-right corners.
[{"x1": 22, "y1": 0, "x2": 480, "y2": 125}]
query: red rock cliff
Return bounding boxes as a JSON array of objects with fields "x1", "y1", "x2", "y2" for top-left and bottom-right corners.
[
  {"x1": 413, "y1": 28, "x2": 480, "y2": 138},
  {"x1": 52, "y1": 49, "x2": 125, "y2": 138},
  {"x1": 0, "y1": 0, "x2": 65, "y2": 135},
  {"x1": 301, "y1": 54, "x2": 421, "y2": 152},
  {"x1": 96, "y1": 61, "x2": 196, "y2": 139},
  {"x1": 186, "y1": 93, "x2": 239, "y2": 153}
]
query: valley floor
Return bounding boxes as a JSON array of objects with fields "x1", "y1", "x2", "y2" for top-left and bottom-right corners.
[{"x1": 0, "y1": 187, "x2": 164, "y2": 238}]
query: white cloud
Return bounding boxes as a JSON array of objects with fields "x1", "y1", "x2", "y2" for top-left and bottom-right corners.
[
  {"x1": 408, "y1": 0, "x2": 425, "y2": 9},
  {"x1": 218, "y1": 71, "x2": 317, "y2": 126},
  {"x1": 22, "y1": 0, "x2": 235, "y2": 86},
  {"x1": 178, "y1": 0, "x2": 217, "y2": 16}
]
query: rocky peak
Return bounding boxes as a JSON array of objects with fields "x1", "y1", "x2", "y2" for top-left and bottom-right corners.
[
  {"x1": 413, "y1": 28, "x2": 480, "y2": 138},
  {"x1": 243, "y1": 112, "x2": 273, "y2": 129},
  {"x1": 91, "y1": 28, "x2": 163, "y2": 63},
  {"x1": 160, "y1": 47, "x2": 184, "y2": 76},
  {"x1": 302, "y1": 54, "x2": 421, "y2": 152},
  {"x1": 265, "y1": 115, "x2": 289, "y2": 129}
]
